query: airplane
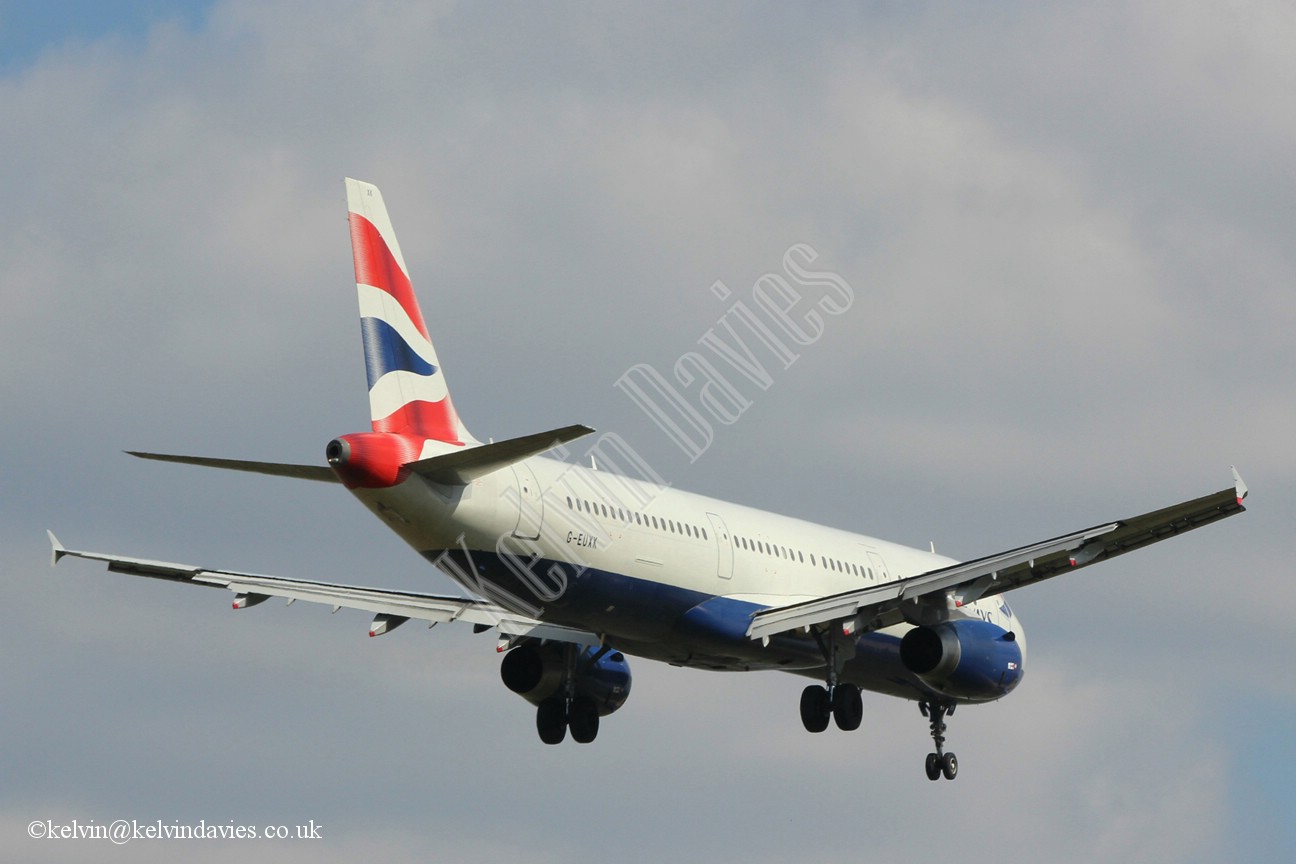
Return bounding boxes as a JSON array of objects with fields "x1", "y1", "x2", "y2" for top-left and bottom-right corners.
[{"x1": 49, "y1": 178, "x2": 1249, "y2": 781}]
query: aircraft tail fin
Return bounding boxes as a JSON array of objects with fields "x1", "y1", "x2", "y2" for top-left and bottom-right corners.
[{"x1": 345, "y1": 178, "x2": 478, "y2": 445}]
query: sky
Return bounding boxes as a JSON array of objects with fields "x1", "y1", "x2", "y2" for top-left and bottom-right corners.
[{"x1": 2, "y1": 1, "x2": 1293, "y2": 860}]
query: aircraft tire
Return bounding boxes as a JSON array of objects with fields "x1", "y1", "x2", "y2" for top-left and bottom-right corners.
[
  {"x1": 831, "y1": 684, "x2": 863, "y2": 731},
  {"x1": 568, "y1": 700, "x2": 600, "y2": 744},
  {"x1": 537, "y1": 698, "x2": 568, "y2": 745},
  {"x1": 799, "y1": 685, "x2": 831, "y2": 733},
  {"x1": 941, "y1": 752, "x2": 958, "y2": 780}
]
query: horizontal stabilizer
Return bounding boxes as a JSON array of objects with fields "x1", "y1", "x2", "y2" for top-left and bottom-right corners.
[
  {"x1": 408, "y1": 424, "x2": 595, "y2": 485},
  {"x1": 127, "y1": 451, "x2": 338, "y2": 483}
]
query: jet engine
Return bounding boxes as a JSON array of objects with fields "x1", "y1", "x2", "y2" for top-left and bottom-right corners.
[
  {"x1": 899, "y1": 619, "x2": 1024, "y2": 701},
  {"x1": 500, "y1": 641, "x2": 632, "y2": 717}
]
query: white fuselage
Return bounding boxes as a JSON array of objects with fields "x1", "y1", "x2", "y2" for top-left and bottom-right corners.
[{"x1": 346, "y1": 447, "x2": 1026, "y2": 702}]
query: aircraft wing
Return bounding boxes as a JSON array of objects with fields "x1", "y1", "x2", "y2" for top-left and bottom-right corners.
[
  {"x1": 47, "y1": 532, "x2": 600, "y2": 646},
  {"x1": 746, "y1": 470, "x2": 1248, "y2": 641}
]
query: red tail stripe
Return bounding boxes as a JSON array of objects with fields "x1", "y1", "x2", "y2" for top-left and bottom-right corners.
[
  {"x1": 372, "y1": 400, "x2": 464, "y2": 445},
  {"x1": 349, "y1": 213, "x2": 429, "y2": 340}
]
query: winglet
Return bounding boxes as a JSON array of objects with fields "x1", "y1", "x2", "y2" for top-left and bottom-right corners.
[
  {"x1": 47, "y1": 531, "x2": 67, "y2": 567},
  {"x1": 1232, "y1": 466, "x2": 1248, "y2": 506}
]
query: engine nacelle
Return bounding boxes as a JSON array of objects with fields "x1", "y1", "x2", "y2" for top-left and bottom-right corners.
[
  {"x1": 500, "y1": 642, "x2": 632, "y2": 717},
  {"x1": 899, "y1": 619, "x2": 1024, "y2": 701}
]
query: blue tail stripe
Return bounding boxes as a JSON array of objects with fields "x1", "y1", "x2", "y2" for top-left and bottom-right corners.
[{"x1": 360, "y1": 317, "x2": 437, "y2": 389}]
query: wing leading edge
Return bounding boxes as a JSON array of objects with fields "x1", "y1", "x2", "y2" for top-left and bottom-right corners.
[
  {"x1": 47, "y1": 532, "x2": 599, "y2": 646},
  {"x1": 747, "y1": 469, "x2": 1249, "y2": 642}
]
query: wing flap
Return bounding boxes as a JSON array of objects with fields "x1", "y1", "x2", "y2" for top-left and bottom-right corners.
[
  {"x1": 48, "y1": 533, "x2": 599, "y2": 645},
  {"x1": 747, "y1": 523, "x2": 1116, "y2": 640}
]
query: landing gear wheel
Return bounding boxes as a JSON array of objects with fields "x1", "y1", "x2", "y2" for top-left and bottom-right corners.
[
  {"x1": 941, "y1": 751, "x2": 958, "y2": 780},
  {"x1": 536, "y1": 698, "x2": 567, "y2": 745},
  {"x1": 568, "y1": 700, "x2": 600, "y2": 744},
  {"x1": 925, "y1": 752, "x2": 941, "y2": 781},
  {"x1": 799, "y1": 685, "x2": 831, "y2": 733},
  {"x1": 831, "y1": 683, "x2": 863, "y2": 731}
]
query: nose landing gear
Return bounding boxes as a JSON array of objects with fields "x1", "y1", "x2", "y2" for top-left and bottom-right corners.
[{"x1": 920, "y1": 701, "x2": 958, "y2": 780}]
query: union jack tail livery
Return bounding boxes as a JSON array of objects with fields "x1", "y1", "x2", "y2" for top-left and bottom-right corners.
[{"x1": 346, "y1": 178, "x2": 477, "y2": 446}]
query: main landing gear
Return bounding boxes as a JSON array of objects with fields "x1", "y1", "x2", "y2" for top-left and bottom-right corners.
[
  {"x1": 800, "y1": 626, "x2": 864, "y2": 733},
  {"x1": 536, "y1": 644, "x2": 601, "y2": 745},
  {"x1": 536, "y1": 696, "x2": 600, "y2": 745},
  {"x1": 799, "y1": 683, "x2": 863, "y2": 732},
  {"x1": 920, "y1": 701, "x2": 958, "y2": 781}
]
